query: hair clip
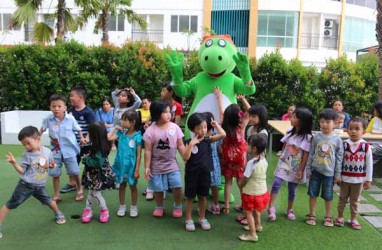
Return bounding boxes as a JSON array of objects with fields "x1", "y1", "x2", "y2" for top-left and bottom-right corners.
[{"x1": 238, "y1": 111, "x2": 244, "y2": 118}]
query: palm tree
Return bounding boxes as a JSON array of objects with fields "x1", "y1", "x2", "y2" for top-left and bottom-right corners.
[
  {"x1": 11, "y1": 0, "x2": 100, "y2": 43},
  {"x1": 377, "y1": 0, "x2": 382, "y2": 100},
  {"x1": 77, "y1": 0, "x2": 147, "y2": 44}
]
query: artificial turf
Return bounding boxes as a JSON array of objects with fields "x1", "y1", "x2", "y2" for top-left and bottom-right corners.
[{"x1": 0, "y1": 145, "x2": 382, "y2": 250}]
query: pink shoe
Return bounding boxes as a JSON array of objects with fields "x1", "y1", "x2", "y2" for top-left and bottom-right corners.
[
  {"x1": 153, "y1": 207, "x2": 164, "y2": 217},
  {"x1": 268, "y1": 207, "x2": 276, "y2": 222},
  {"x1": 173, "y1": 207, "x2": 183, "y2": 218},
  {"x1": 286, "y1": 209, "x2": 296, "y2": 220},
  {"x1": 99, "y1": 209, "x2": 109, "y2": 223},
  {"x1": 81, "y1": 208, "x2": 92, "y2": 223}
]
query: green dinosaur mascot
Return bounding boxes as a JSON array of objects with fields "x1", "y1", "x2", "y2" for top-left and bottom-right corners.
[{"x1": 165, "y1": 35, "x2": 255, "y2": 139}]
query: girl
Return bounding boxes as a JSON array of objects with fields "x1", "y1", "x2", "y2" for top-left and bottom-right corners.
[
  {"x1": 183, "y1": 113, "x2": 226, "y2": 231},
  {"x1": 96, "y1": 98, "x2": 116, "y2": 150},
  {"x1": 268, "y1": 108, "x2": 313, "y2": 222},
  {"x1": 366, "y1": 101, "x2": 382, "y2": 164},
  {"x1": 108, "y1": 110, "x2": 142, "y2": 218},
  {"x1": 204, "y1": 112, "x2": 224, "y2": 215},
  {"x1": 238, "y1": 134, "x2": 269, "y2": 242},
  {"x1": 143, "y1": 100, "x2": 186, "y2": 218},
  {"x1": 81, "y1": 122, "x2": 115, "y2": 223},
  {"x1": 161, "y1": 83, "x2": 183, "y2": 125},
  {"x1": 282, "y1": 105, "x2": 296, "y2": 121},
  {"x1": 111, "y1": 87, "x2": 142, "y2": 127},
  {"x1": 220, "y1": 104, "x2": 249, "y2": 214}
]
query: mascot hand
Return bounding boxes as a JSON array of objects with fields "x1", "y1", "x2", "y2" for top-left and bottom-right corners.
[
  {"x1": 165, "y1": 50, "x2": 184, "y2": 84},
  {"x1": 233, "y1": 52, "x2": 252, "y2": 84}
]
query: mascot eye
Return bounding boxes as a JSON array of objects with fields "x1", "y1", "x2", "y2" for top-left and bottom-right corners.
[
  {"x1": 218, "y1": 39, "x2": 226, "y2": 47},
  {"x1": 205, "y1": 39, "x2": 213, "y2": 47}
]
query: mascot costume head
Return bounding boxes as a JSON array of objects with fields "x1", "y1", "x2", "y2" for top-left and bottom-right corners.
[{"x1": 166, "y1": 35, "x2": 255, "y2": 139}]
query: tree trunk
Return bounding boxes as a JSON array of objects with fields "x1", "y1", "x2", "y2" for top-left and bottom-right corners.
[
  {"x1": 101, "y1": 9, "x2": 109, "y2": 44},
  {"x1": 56, "y1": 0, "x2": 66, "y2": 43},
  {"x1": 377, "y1": 0, "x2": 382, "y2": 100}
]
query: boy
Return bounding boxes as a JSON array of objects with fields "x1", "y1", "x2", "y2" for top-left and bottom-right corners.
[
  {"x1": 40, "y1": 94, "x2": 84, "y2": 202},
  {"x1": 306, "y1": 108, "x2": 344, "y2": 227},
  {"x1": 0, "y1": 126, "x2": 66, "y2": 239},
  {"x1": 335, "y1": 117, "x2": 373, "y2": 230},
  {"x1": 335, "y1": 112, "x2": 346, "y2": 130},
  {"x1": 61, "y1": 86, "x2": 96, "y2": 193}
]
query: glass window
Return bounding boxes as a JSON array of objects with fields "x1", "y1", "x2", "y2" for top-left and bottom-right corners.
[
  {"x1": 258, "y1": 14, "x2": 268, "y2": 35},
  {"x1": 117, "y1": 14, "x2": 124, "y2": 31},
  {"x1": 268, "y1": 13, "x2": 285, "y2": 36},
  {"x1": 109, "y1": 15, "x2": 117, "y2": 31},
  {"x1": 3, "y1": 13, "x2": 12, "y2": 30},
  {"x1": 179, "y1": 15, "x2": 189, "y2": 32},
  {"x1": 343, "y1": 17, "x2": 376, "y2": 52},
  {"x1": 190, "y1": 16, "x2": 198, "y2": 32},
  {"x1": 171, "y1": 15, "x2": 178, "y2": 32}
]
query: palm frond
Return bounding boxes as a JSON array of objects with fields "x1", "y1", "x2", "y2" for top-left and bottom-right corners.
[
  {"x1": 122, "y1": 10, "x2": 147, "y2": 30},
  {"x1": 12, "y1": 2, "x2": 38, "y2": 27},
  {"x1": 33, "y1": 22, "x2": 54, "y2": 43},
  {"x1": 14, "y1": 0, "x2": 43, "y2": 9},
  {"x1": 65, "y1": 8, "x2": 78, "y2": 32}
]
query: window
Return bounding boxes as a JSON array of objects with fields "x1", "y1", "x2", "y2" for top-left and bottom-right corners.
[
  {"x1": 1, "y1": 13, "x2": 12, "y2": 31},
  {"x1": 257, "y1": 11, "x2": 298, "y2": 48},
  {"x1": 343, "y1": 17, "x2": 376, "y2": 52},
  {"x1": 170, "y1": 15, "x2": 198, "y2": 33},
  {"x1": 109, "y1": 15, "x2": 125, "y2": 31},
  {"x1": 346, "y1": 0, "x2": 376, "y2": 9}
]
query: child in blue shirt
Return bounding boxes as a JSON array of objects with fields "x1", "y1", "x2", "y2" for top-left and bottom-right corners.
[
  {"x1": 0, "y1": 126, "x2": 66, "y2": 239},
  {"x1": 306, "y1": 108, "x2": 344, "y2": 227}
]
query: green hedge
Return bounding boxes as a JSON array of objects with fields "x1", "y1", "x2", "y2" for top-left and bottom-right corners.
[{"x1": 0, "y1": 42, "x2": 378, "y2": 122}]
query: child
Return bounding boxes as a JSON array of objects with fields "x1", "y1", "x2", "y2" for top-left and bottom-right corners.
[
  {"x1": 306, "y1": 108, "x2": 344, "y2": 227},
  {"x1": 112, "y1": 87, "x2": 142, "y2": 127},
  {"x1": 183, "y1": 113, "x2": 226, "y2": 231},
  {"x1": 366, "y1": 101, "x2": 382, "y2": 164},
  {"x1": 332, "y1": 100, "x2": 350, "y2": 128},
  {"x1": 40, "y1": 94, "x2": 84, "y2": 202},
  {"x1": 282, "y1": 105, "x2": 296, "y2": 121},
  {"x1": 138, "y1": 97, "x2": 151, "y2": 125},
  {"x1": 143, "y1": 100, "x2": 186, "y2": 218},
  {"x1": 204, "y1": 112, "x2": 224, "y2": 215},
  {"x1": 0, "y1": 126, "x2": 66, "y2": 239},
  {"x1": 161, "y1": 83, "x2": 183, "y2": 125},
  {"x1": 335, "y1": 117, "x2": 373, "y2": 230},
  {"x1": 62, "y1": 86, "x2": 96, "y2": 194},
  {"x1": 238, "y1": 134, "x2": 269, "y2": 242},
  {"x1": 335, "y1": 112, "x2": 346, "y2": 130},
  {"x1": 268, "y1": 108, "x2": 313, "y2": 222},
  {"x1": 95, "y1": 97, "x2": 115, "y2": 133},
  {"x1": 96, "y1": 97, "x2": 116, "y2": 150},
  {"x1": 108, "y1": 110, "x2": 142, "y2": 218},
  {"x1": 81, "y1": 122, "x2": 115, "y2": 223},
  {"x1": 220, "y1": 104, "x2": 249, "y2": 214}
]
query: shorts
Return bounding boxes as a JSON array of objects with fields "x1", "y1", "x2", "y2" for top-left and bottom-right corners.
[
  {"x1": 49, "y1": 151, "x2": 80, "y2": 177},
  {"x1": 6, "y1": 180, "x2": 52, "y2": 209},
  {"x1": 148, "y1": 170, "x2": 182, "y2": 192},
  {"x1": 241, "y1": 192, "x2": 270, "y2": 212},
  {"x1": 185, "y1": 170, "x2": 211, "y2": 198},
  {"x1": 307, "y1": 170, "x2": 334, "y2": 201}
]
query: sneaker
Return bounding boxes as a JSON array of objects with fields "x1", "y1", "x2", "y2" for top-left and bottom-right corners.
[
  {"x1": 130, "y1": 206, "x2": 138, "y2": 218},
  {"x1": 146, "y1": 191, "x2": 154, "y2": 200},
  {"x1": 207, "y1": 204, "x2": 220, "y2": 215},
  {"x1": 173, "y1": 207, "x2": 183, "y2": 218},
  {"x1": 199, "y1": 219, "x2": 211, "y2": 230},
  {"x1": 286, "y1": 209, "x2": 296, "y2": 220},
  {"x1": 99, "y1": 209, "x2": 109, "y2": 223},
  {"x1": 185, "y1": 220, "x2": 195, "y2": 231},
  {"x1": 153, "y1": 207, "x2": 164, "y2": 217},
  {"x1": 81, "y1": 208, "x2": 92, "y2": 223},
  {"x1": 268, "y1": 207, "x2": 276, "y2": 222},
  {"x1": 117, "y1": 205, "x2": 126, "y2": 217},
  {"x1": 238, "y1": 234, "x2": 258, "y2": 242},
  {"x1": 60, "y1": 184, "x2": 76, "y2": 193}
]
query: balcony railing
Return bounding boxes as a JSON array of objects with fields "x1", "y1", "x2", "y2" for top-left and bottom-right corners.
[
  {"x1": 300, "y1": 33, "x2": 339, "y2": 50},
  {"x1": 131, "y1": 30, "x2": 163, "y2": 43}
]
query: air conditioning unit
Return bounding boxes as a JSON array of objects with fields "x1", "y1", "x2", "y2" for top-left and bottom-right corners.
[
  {"x1": 324, "y1": 20, "x2": 334, "y2": 29},
  {"x1": 324, "y1": 29, "x2": 334, "y2": 37}
]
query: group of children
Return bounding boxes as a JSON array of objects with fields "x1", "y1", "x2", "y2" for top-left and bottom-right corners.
[{"x1": 0, "y1": 86, "x2": 378, "y2": 243}]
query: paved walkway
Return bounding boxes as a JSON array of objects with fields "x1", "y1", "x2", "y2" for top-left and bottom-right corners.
[{"x1": 334, "y1": 178, "x2": 382, "y2": 229}]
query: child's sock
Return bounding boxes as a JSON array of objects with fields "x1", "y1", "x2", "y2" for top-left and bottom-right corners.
[{"x1": 174, "y1": 203, "x2": 182, "y2": 209}]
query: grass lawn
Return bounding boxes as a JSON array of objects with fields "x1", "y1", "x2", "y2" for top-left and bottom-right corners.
[{"x1": 0, "y1": 144, "x2": 382, "y2": 250}]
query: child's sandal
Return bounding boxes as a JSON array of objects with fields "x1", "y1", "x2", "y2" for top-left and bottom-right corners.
[
  {"x1": 221, "y1": 206, "x2": 230, "y2": 214},
  {"x1": 348, "y1": 220, "x2": 361, "y2": 230},
  {"x1": 55, "y1": 212, "x2": 66, "y2": 224},
  {"x1": 334, "y1": 217, "x2": 344, "y2": 227},
  {"x1": 323, "y1": 217, "x2": 334, "y2": 227},
  {"x1": 306, "y1": 214, "x2": 316, "y2": 226}
]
